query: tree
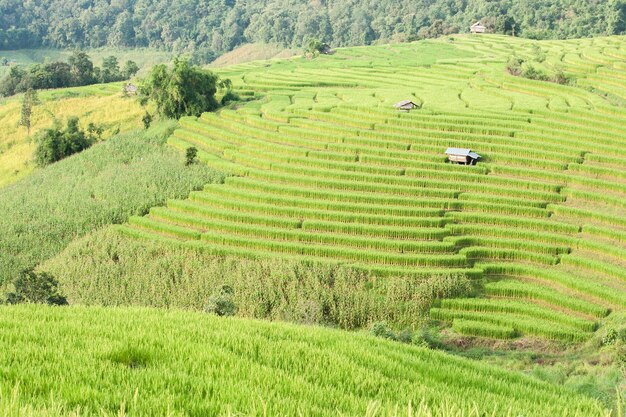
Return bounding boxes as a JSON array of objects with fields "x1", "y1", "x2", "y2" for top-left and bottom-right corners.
[
  {"x1": 18, "y1": 88, "x2": 38, "y2": 135},
  {"x1": 123, "y1": 60, "x2": 140, "y2": 79},
  {"x1": 0, "y1": 57, "x2": 8, "y2": 66},
  {"x1": 34, "y1": 117, "x2": 95, "y2": 166},
  {"x1": 68, "y1": 51, "x2": 95, "y2": 85},
  {"x1": 5, "y1": 269, "x2": 67, "y2": 306},
  {"x1": 100, "y1": 56, "x2": 122, "y2": 83},
  {"x1": 185, "y1": 146, "x2": 198, "y2": 166},
  {"x1": 142, "y1": 111, "x2": 152, "y2": 129},
  {"x1": 140, "y1": 58, "x2": 220, "y2": 119},
  {"x1": 608, "y1": 0, "x2": 626, "y2": 34}
]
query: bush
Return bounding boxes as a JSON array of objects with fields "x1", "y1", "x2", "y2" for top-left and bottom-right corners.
[
  {"x1": 34, "y1": 117, "x2": 97, "y2": 166},
  {"x1": 221, "y1": 90, "x2": 240, "y2": 106},
  {"x1": 370, "y1": 322, "x2": 414, "y2": 344},
  {"x1": 140, "y1": 58, "x2": 221, "y2": 119},
  {"x1": 185, "y1": 146, "x2": 198, "y2": 166},
  {"x1": 506, "y1": 56, "x2": 524, "y2": 76},
  {"x1": 5, "y1": 269, "x2": 67, "y2": 305},
  {"x1": 204, "y1": 285, "x2": 237, "y2": 316}
]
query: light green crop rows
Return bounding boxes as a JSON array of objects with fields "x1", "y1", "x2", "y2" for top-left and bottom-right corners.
[{"x1": 119, "y1": 34, "x2": 626, "y2": 341}]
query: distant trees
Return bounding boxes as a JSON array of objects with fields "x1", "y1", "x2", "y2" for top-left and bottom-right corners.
[
  {"x1": 0, "y1": 52, "x2": 140, "y2": 97},
  {"x1": 34, "y1": 117, "x2": 100, "y2": 166},
  {"x1": 1, "y1": 1, "x2": 626, "y2": 53},
  {"x1": 140, "y1": 59, "x2": 220, "y2": 119}
]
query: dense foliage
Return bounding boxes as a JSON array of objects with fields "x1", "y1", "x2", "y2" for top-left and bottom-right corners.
[
  {"x1": 140, "y1": 59, "x2": 219, "y2": 119},
  {"x1": 5, "y1": 269, "x2": 67, "y2": 306},
  {"x1": 0, "y1": 121, "x2": 222, "y2": 283},
  {"x1": 0, "y1": 51, "x2": 138, "y2": 97},
  {"x1": 41, "y1": 227, "x2": 472, "y2": 329},
  {"x1": 33, "y1": 117, "x2": 99, "y2": 166},
  {"x1": 0, "y1": 0, "x2": 625, "y2": 55}
]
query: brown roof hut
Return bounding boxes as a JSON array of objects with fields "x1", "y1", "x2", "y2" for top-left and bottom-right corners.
[
  {"x1": 394, "y1": 100, "x2": 419, "y2": 112},
  {"x1": 445, "y1": 148, "x2": 481, "y2": 165},
  {"x1": 470, "y1": 22, "x2": 486, "y2": 34}
]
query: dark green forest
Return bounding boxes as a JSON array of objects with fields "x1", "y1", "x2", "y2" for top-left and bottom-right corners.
[{"x1": 1, "y1": 0, "x2": 625, "y2": 57}]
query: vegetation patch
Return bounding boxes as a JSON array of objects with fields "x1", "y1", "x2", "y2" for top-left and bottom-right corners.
[{"x1": 0, "y1": 121, "x2": 223, "y2": 283}]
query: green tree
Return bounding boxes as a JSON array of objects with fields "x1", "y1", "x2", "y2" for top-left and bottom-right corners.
[
  {"x1": 185, "y1": 146, "x2": 198, "y2": 166},
  {"x1": 140, "y1": 58, "x2": 220, "y2": 119},
  {"x1": 5, "y1": 269, "x2": 67, "y2": 305},
  {"x1": 68, "y1": 51, "x2": 95, "y2": 85},
  {"x1": 142, "y1": 111, "x2": 153, "y2": 129},
  {"x1": 100, "y1": 56, "x2": 121, "y2": 83},
  {"x1": 123, "y1": 60, "x2": 140, "y2": 79},
  {"x1": 34, "y1": 117, "x2": 95, "y2": 166},
  {"x1": 17, "y1": 88, "x2": 39, "y2": 135}
]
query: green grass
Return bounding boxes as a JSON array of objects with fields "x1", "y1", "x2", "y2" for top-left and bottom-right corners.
[
  {"x1": 0, "y1": 304, "x2": 610, "y2": 417},
  {"x1": 0, "y1": 121, "x2": 222, "y2": 282}
]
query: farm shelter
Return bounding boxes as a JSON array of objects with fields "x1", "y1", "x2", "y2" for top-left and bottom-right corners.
[
  {"x1": 124, "y1": 83, "x2": 138, "y2": 95},
  {"x1": 445, "y1": 148, "x2": 481, "y2": 165},
  {"x1": 393, "y1": 100, "x2": 419, "y2": 112},
  {"x1": 470, "y1": 22, "x2": 486, "y2": 34}
]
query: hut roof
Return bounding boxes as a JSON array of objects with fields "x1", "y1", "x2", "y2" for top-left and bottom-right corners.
[
  {"x1": 393, "y1": 100, "x2": 418, "y2": 108},
  {"x1": 471, "y1": 21, "x2": 485, "y2": 28},
  {"x1": 445, "y1": 148, "x2": 481, "y2": 159}
]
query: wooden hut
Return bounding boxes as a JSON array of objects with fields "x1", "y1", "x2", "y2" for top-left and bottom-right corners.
[
  {"x1": 124, "y1": 83, "x2": 138, "y2": 95},
  {"x1": 445, "y1": 148, "x2": 481, "y2": 165},
  {"x1": 470, "y1": 22, "x2": 486, "y2": 34},
  {"x1": 393, "y1": 100, "x2": 419, "y2": 112}
]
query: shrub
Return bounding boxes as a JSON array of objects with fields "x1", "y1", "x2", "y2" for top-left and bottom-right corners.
[
  {"x1": 5, "y1": 269, "x2": 67, "y2": 306},
  {"x1": 142, "y1": 111, "x2": 153, "y2": 129},
  {"x1": 204, "y1": 285, "x2": 238, "y2": 316},
  {"x1": 506, "y1": 56, "x2": 524, "y2": 76},
  {"x1": 370, "y1": 322, "x2": 414, "y2": 344},
  {"x1": 140, "y1": 58, "x2": 221, "y2": 119},
  {"x1": 221, "y1": 90, "x2": 240, "y2": 106},
  {"x1": 33, "y1": 117, "x2": 96, "y2": 166},
  {"x1": 185, "y1": 146, "x2": 198, "y2": 166}
]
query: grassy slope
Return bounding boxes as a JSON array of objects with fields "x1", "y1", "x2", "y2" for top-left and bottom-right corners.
[
  {"x1": 0, "y1": 121, "x2": 223, "y2": 282},
  {"x1": 0, "y1": 304, "x2": 610, "y2": 417},
  {"x1": 209, "y1": 43, "x2": 299, "y2": 67},
  {"x1": 41, "y1": 226, "x2": 470, "y2": 328}
]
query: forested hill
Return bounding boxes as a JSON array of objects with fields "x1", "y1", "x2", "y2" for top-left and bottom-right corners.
[{"x1": 1, "y1": 0, "x2": 625, "y2": 57}]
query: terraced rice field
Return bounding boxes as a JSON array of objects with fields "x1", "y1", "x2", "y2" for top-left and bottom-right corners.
[{"x1": 120, "y1": 35, "x2": 626, "y2": 342}]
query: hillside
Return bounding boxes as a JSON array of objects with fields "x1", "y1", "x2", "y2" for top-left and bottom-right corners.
[
  {"x1": 50, "y1": 34, "x2": 624, "y2": 345},
  {"x1": 0, "y1": 122, "x2": 222, "y2": 282},
  {"x1": 0, "y1": 304, "x2": 610, "y2": 416},
  {"x1": 1, "y1": 33, "x2": 625, "y2": 415}
]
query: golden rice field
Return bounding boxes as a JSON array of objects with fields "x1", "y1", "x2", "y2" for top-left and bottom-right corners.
[{"x1": 0, "y1": 83, "x2": 145, "y2": 187}]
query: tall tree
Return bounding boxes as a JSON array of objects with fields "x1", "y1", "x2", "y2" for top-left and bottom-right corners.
[
  {"x1": 140, "y1": 58, "x2": 220, "y2": 119},
  {"x1": 68, "y1": 51, "x2": 95, "y2": 86},
  {"x1": 18, "y1": 88, "x2": 39, "y2": 136}
]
